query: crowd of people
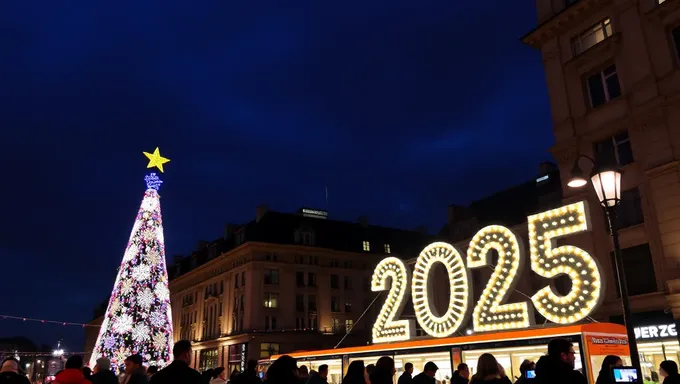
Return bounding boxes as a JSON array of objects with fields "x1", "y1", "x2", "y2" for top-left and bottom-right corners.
[{"x1": 2, "y1": 337, "x2": 680, "y2": 384}]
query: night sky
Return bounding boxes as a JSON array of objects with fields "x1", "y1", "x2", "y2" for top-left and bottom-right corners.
[{"x1": 0, "y1": 1, "x2": 553, "y2": 352}]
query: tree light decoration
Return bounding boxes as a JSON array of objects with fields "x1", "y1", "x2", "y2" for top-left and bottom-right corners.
[
  {"x1": 371, "y1": 257, "x2": 414, "y2": 343},
  {"x1": 90, "y1": 173, "x2": 174, "y2": 368},
  {"x1": 467, "y1": 225, "x2": 534, "y2": 332},
  {"x1": 412, "y1": 242, "x2": 471, "y2": 337},
  {"x1": 527, "y1": 201, "x2": 603, "y2": 324}
]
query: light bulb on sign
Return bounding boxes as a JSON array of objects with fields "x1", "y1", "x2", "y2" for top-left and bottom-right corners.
[
  {"x1": 411, "y1": 242, "x2": 470, "y2": 338},
  {"x1": 527, "y1": 201, "x2": 603, "y2": 324},
  {"x1": 370, "y1": 257, "x2": 414, "y2": 343}
]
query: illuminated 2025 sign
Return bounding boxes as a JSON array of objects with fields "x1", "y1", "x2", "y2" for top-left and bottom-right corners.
[{"x1": 371, "y1": 201, "x2": 604, "y2": 343}]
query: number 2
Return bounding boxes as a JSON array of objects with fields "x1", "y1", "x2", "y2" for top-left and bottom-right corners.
[
  {"x1": 371, "y1": 257, "x2": 414, "y2": 343},
  {"x1": 527, "y1": 201, "x2": 603, "y2": 324},
  {"x1": 467, "y1": 225, "x2": 534, "y2": 332}
]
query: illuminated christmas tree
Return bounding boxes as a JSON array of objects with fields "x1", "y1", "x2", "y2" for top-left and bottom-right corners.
[{"x1": 90, "y1": 148, "x2": 174, "y2": 368}]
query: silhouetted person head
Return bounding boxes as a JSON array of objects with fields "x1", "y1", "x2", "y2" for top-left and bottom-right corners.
[
  {"x1": 65, "y1": 355, "x2": 84, "y2": 370},
  {"x1": 173, "y1": 340, "x2": 193, "y2": 365},
  {"x1": 343, "y1": 360, "x2": 366, "y2": 384},
  {"x1": 661, "y1": 361, "x2": 679, "y2": 379},
  {"x1": 265, "y1": 355, "x2": 298, "y2": 384},
  {"x1": 404, "y1": 363, "x2": 413, "y2": 375},
  {"x1": 548, "y1": 338, "x2": 576, "y2": 369}
]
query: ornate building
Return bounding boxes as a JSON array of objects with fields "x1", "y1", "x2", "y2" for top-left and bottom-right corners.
[
  {"x1": 521, "y1": 0, "x2": 680, "y2": 375},
  {"x1": 167, "y1": 206, "x2": 434, "y2": 371}
]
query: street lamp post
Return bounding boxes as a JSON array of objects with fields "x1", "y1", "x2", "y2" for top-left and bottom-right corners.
[{"x1": 568, "y1": 155, "x2": 642, "y2": 375}]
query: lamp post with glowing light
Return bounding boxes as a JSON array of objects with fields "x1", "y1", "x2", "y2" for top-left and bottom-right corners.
[{"x1": 567, "y1": 154, "x2": 641, "y2": 375}]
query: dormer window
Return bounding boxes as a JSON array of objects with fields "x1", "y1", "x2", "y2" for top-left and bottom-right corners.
[
  {"x1": 384, "y1": 244, "x2": 391, "y2": 254},
  {"x1": 294, "y1": 228, "x2": 315, "y2": 246},
  {"x1": 362, "y1": 241, "x2": 370, "y2": 251},
  {"x1": 235, "y1": 230, "x2": 246, "y2": 245}
]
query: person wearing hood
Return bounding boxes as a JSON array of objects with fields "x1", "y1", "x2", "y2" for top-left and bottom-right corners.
[
  {"x1": 534, "y1": 339, "x2": 586, "y2": 384},
  {"x1": 52, "y1": 355, "x2": 92, "y2": 384}
]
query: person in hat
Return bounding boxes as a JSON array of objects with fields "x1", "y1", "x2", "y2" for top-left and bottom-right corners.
[
  {"x1": 91, "y1": 357, "x2": 118, "y2": 384},
  {"x1": 122, "y1": 355, "x2": 148, "y2": 384},
  {"x1": 413, "y1": 363, "x2": 438, "y2": 384}
]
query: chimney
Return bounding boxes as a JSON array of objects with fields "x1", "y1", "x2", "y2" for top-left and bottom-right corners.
[
  {"x1": 256, "y1": 204, "x2": 269, "y2": 222},
  {"x1": 538, "y1": 161, "x2": 557, "y2": 175},
  {"x1": 358, "y1": 216, "x2": 369, "y2": 228},
  {"x1": 447, "y1": 205, "x2": 471, "y2": 225},
  {"x1": 224, "y1": 223, "x2": 237, "y2": 239}
]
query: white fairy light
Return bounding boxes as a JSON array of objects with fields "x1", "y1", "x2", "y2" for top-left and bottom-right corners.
[
  {"x1": 527, "y1": 201, "x2": 603, "y2": 324},
  {"x1": 466, "y1": 225, "x2": 534, "y2": 332},
  {"x1": 371, "y1": 257, "x2": 414, "y2": 343},
  {"x1": 412, "y1": 242, "x2": 471, "y2": 337}
]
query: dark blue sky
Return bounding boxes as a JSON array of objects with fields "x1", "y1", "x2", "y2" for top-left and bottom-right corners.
[{"x1": 0, "y1": 1, "x2": 553, "y2": 351}]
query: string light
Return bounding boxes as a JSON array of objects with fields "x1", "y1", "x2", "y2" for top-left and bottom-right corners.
[
  {"x1": 371, "y1": 257, "x2": 414, "y2": 343},
  {"x1": 0, "y1": 315, "x2": 100, "y2": 327},
  {"x1": 527, "y1": 201, "x2": 603, "y2": 324},
  {"x1": 412, "y1": 242, "x2": 470, "y2": 337},
  {"x1": 467, "y1": 225, "x2": 534, "y2": 332}
]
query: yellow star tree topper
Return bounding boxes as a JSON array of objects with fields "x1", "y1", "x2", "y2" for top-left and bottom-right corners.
[{"x1": 143, "y1": 147, "x2": 170, "y2": 173}]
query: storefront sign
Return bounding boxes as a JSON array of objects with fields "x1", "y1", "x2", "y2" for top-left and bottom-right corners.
[
  {"x1": 585, "y1": 335, "x2": 630, "y2": 356},
  {"x1": 634, "y1": 324, "x2": 677, "y2": 340},
  {"x1": 370, "y1": 201, "x2": 605, "y2": 343}
]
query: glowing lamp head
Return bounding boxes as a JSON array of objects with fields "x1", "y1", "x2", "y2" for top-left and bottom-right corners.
[
  {"x1": 145, "y1": 173, "x2": 163, "y2": 191},
  {"x1": 590, "y1": 165, "x2": 622, "y2": 207},
  {"x1": 567, "y1": 162, "x2": 588, "y2": 188}
]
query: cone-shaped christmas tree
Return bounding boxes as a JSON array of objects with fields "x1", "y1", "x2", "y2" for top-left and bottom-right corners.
[{"x1": 90, "y1": 148, "x2": 174, "y2": 368}]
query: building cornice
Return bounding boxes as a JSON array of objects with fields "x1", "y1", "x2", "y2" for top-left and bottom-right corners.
[{"x1": 522, "y1": 0, "x2": 614, "y2": 49}]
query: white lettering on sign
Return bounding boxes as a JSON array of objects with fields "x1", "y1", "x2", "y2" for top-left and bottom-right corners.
[
  {"x1": 370, "y1": 201, "x2": 605, "y2": 344},
  {"x1": 634, "y1": 324, "x2": 677, "y2": 340}
]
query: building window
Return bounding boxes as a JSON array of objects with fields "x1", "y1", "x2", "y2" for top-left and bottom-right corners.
[
  {"x1": 296, "y1": 295, "x2": 305, "y2": 312},
  {"x1": 263, "y1": 293, "x2": 279, "y2": 308},
  {"x1": 296, "y1": 271, "x2": 305, "y2": 287},
  {"x1": 616, "y1": 188, "x2": 644, "y2": 229},
  {"x1": 308, "y1": 272, "x2": 317, "y2": 287},
  {"x1": 330, "y1": 274, "x2": 339, "y2": 289},
  {"x1": 572, "y1": 18, "x2": 613, "y2": 55},
  {"x1": 308, "y1": 295, "x2": 317, "y2": 311},
  {"x1": 384, "y1": 244, "x2": 391, "y2": 254},
  {"x1": 673, "y1": 26, "x2": 680, "y2": 65},
  {"x1": 594, "y1": 131, "x2": 633, "y2": 166},
  {"x1": 264, "y1": 316, "x2": 277, "y2": 330},
  {"x1": 234, "y1": 273, "x2": 239, "y2": 288},
  {"x1": 296, "y1": 317, "x2": 304, "y2": 329},
  {"x1": 362, "y1": 241, "x2": 370, "y2": 251},
  {"x1": 345, "y1": 319, "x2": 354, "y2": 333},
  {"x1": 241, "y1": 271, "x2": 245, "y2": 287},
  {"x1": 344, "y1": 276, "x2": 352, "y2": 290},
  {"x1": 308, "y1": 316, "x2": 318, "y2": 330},
  {"x1": 295, "y1": 229, "x2": 315, "y2": 246},
  {"x1": 330, "y1": 259, "x2": 340, "y2": 268},
  {"x1": 264, "y1": 253, "x2": 278, "y2": 262},
  {"x1": 611, "y1": 243, "x2": 657, "y2": 296},
  {"x1": 343, "y1": 260, "x2": 352, "y2": 269},
  {"x1": 331, "y1": 297, "x2": 340, "y2": 312},
  {"x1": 260, "y1": 343, "x2": 280, "y2": 358},
  {"x1": 332, "y1": 318, "x2": 340, "y2": 333},
  {"x1": 587, "y1": 64, "x2": 621, "y2": 108},
  {"x1": 264, "y1": 269, "x2": 279, "y2": 285},
  {"x1": 345, "y1": 301, "x2": 352, "y2": 313}
]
